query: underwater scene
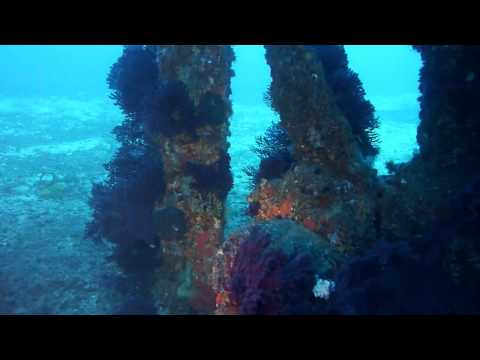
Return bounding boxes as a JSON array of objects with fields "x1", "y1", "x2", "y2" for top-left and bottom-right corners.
[{"x1": 0, "y1": 45, "x2": 478, "y2": 315}]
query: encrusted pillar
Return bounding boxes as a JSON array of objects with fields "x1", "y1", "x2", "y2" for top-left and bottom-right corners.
[
  {"x1": 378, "y1": 45, "x2": 480, "y2": 243},
  {"x1": 245, "y1": 45, "x2": 377, "y2": 253},
  {"x1": 150, "y1": 45, "x2": 235, "y2": 314}
]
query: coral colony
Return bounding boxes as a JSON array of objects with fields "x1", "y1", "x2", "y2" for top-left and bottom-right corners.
[{"x1": 86, "y1": 45, "x2": 480, "y2": 314}]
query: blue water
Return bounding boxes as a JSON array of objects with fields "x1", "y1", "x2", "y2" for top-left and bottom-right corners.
[
  {"x1": 345, "y1": 45, "x2": 422, "y2": 98},
  {"x1": 345, "y1": 45, "x2": 422, "y2": 173},
  {"x1": 0, "y1": 45, "x2": 122, "y2": 98},
  {"x1": 0, "y1": 45, "x2": 422, "y2": 314},
  {"x1": 0, "y1": 44, "x2": 421, "y2": 109}
]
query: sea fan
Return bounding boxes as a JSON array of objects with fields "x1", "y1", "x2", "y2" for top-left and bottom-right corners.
[{"x1": 228, "y1": 227, "x2": 317, "y2": 315}]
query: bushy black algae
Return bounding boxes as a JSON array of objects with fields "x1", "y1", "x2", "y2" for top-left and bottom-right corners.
[
  {"x1": 143, "y1": 80, "x2": 196, "y2": 137},
  {"x1": 86, "y1": 46, "x2": 166, "y2": 312},
  {"x1": 153, "y1": 206, "x2": 187, "y2": 242},
  {"x1": 87, "y1": 46, "x2": 165, "y2": 255},
  {"x1": 243, "y1": 122, "x2": 294, "y2": 188},
  {"x1": 377, "y1": 46, "x2": 480, "y2": 253},
  {"x1": 360, "y1": 46, "x2": 480, "y2": 314},
  {"x1": 414, "y1": 46, "x2": 480, "y2": 177},
  {"x1": 143, "y1": 83, "x2": 231, "y2": 139},
  {"x1": 185, "y1": 153, "x2": 233, "y2": 201},
  {"x1": 108, "y1": 45, "x2": 158, "y2": 118},
  {"x1": 86, "y1": 142, "x2": 165, "y2": 268},
  {"x1": 433, "y1": 177, "x2": 480, "y2": 305},
  {"x1": 329, "y1": 179, "x2": 480, "y2": 314},
  {"x1": 307, "y1": 45, "x2": 379, "y2": 159},
  {"x1": 328, "y1": 239, "x2": 477, "y2": 314},
  {"x1": 196, "y1": 92, "x2": 231, "y2": 127}
]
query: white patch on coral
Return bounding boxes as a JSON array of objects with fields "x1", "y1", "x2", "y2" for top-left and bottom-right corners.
[{"x1": 313, "y1": 276, "x2": 335, "y2": 300}]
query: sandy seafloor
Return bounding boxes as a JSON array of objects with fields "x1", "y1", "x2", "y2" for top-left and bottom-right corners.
[{"x1": 0, "y1": 94, "x2": 419, "y2": 314}]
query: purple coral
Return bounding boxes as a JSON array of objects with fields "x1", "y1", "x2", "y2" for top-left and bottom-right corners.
[{"x1": 228, "y1": 227, "x2": 317, "y2": 315}]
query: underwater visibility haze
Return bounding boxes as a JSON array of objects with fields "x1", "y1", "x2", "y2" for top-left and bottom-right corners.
[{"x1": 0, "y1": 44, "x2": 478, "y2": 315}]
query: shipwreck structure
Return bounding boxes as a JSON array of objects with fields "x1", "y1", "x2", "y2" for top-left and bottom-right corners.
[{"x1": 87, "y1": 45, "x2": 480, "y2": 315}]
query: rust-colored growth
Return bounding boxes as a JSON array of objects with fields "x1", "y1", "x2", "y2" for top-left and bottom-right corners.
[
  {"x1": 152, "y1": 45, "x2": 234, "y2": 314},
  {"x1": 195, "y1": 230, "x2": 214, "y2": 257},
  {"x1": 302, "y1": 217, "x2": 317, "y2": 232},
  {"x1": 259, "y1": 45, "x2": 378, "y2": 254},
  {"x1": 252, "y1": 179, "x2": 296, "y2": 221},
  {"x1": 315, "y1": 194, "x2": 333, "y2": 209},
  {"x1": 274, "y1": 197, "x2": 293, "y2": 218},
  {"x1": 190, "y1": 228, "x2": 220, "y2": 280},
  {"x1": 210, "y1": 230, "x2": 246, "y2": 315},
  {"x1": 257, "y1": 196, "x2": 294, "y2": 220},
  {"x1": 214, "y1": 290, "x2": 238, "y2": 315}
]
